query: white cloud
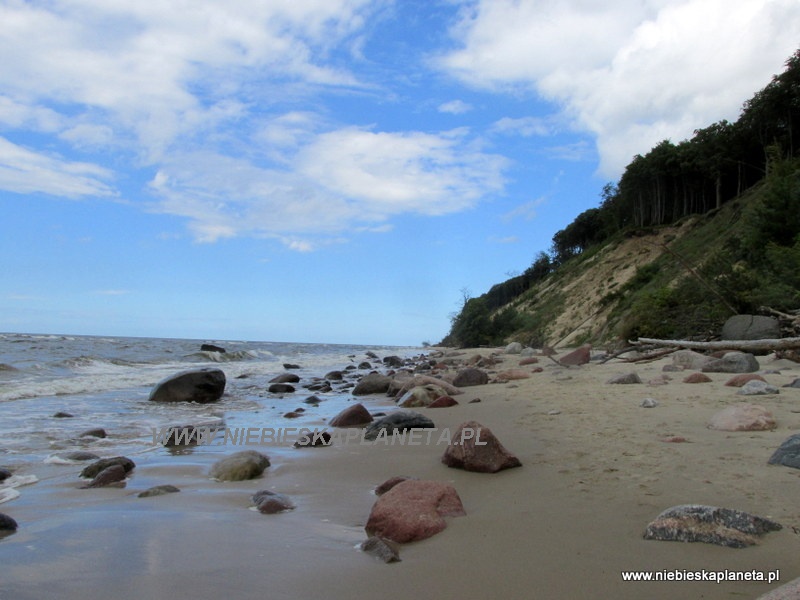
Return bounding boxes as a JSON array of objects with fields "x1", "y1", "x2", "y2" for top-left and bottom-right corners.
[
  {"x1": 0, "y1": 136, "x2": 114, "y2": 198},
  {"x1": 439, "y1": 0, "x2": 800, "y2": 176},
  {"x1": 148, "y1": 126, "x2": 508, "y2": 247},
  {"x1": 438, "y1": 99, "x2": 473, "y2": 114},
  {"x1": 502, "y1": 196, "x2": 546, "y2": 222},
  {"x1": 490, "y1": 116, "x2": 552, "y2": 137}
]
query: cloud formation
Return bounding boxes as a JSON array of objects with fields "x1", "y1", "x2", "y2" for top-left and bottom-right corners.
[{"x1": 439, "y1": 0, "x2": 800, "y2": 176}]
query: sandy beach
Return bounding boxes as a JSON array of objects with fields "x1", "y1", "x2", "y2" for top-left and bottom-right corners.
[{"x1": 2, "y1": 346, "x2": 799, "y2": 600}]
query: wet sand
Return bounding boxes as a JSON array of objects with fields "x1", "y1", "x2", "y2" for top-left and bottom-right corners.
[{"x1": 2, "y1": 348, "x2": 799, "y2": 599}]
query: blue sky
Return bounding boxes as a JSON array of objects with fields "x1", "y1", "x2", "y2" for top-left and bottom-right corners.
[{"x1": 1, "y1": 0, "x2": 798, "y2": 345}]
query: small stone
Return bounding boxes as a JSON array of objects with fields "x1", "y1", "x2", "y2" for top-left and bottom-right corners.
[
  {"x1": 607, "y1": 372, "x2": 642, "y2": 384},
  {"x1": 683, "y1": 372, "x2": 712, "y2": 384},
  {"x1": 79, "y1": 428, "x2": 107, "y2": 438},
  {"x1": 427, "y1": 396, "x2": 458, "y2": 408},
  {"x1": 725, "y1": 373, "x2": 767, "y2": 387},
  {"x1": 268, "y1": 383, "x2": 295, "y2": 393},
  {"x1": 52, "y1": 411, "x2": 74, "y2": 418},
  {"x1": 361, "y1": 536, "x2": 401, "y2": 563},
  {"x1": 737, "y1": 380, "x2": 780, "y2": 396},
  {"x1": 640, "y1": 398, "x2": 658, "y2": 408},
  {"x1": 80, "y1": 456, "x2": 135, "y2": 479},
  {"x1": 138, "y1": 485, "x2": 180, "y2": 498},
  {"x1": 0, "y1": 512, "x2": 18, "y2": 532},
  {"x1": 209, "y1": 451, "x2": 270, "y2": 481},
  {"x1": 293, "y1": 431, "x2": 332, "y2": 447},
  {"x1": 252, "y1": 490, "x2": 294, "y2": 514},
  {"x1": 80, "y1": 464, "x2": 127, "y2": 488},
  {"x1": 707, "y1": 404, "x2": 776, "y2": 431},
  {"x1": 767, "y1": 433, "x2": 800, "y2": 469}
]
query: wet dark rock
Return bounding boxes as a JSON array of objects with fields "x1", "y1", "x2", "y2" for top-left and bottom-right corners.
[
  {"x1": 329, "y1": 403, "x2": 373, "y2": 427},
  {"x1": 54, "y1": 451, "x2": 99, "y2": 462},
  {"x1": 80, "y1": 464, "x2": 127, "y2": 488},
  {"x1": 52, "y1": 411, "x2": 74, "y2": 418},
  {"x1": 0, "y1": 512, "x2": 18, "y2": 532},
  {"x1": 365, "y1": 479, "x2": 465, "y2": 543},
  {"x1": 270, "y1": 373, "x2": 300, "y2": 384},
  {"x1": 363, "y1": 411, "x2": 435, "y2": 441},
  {"x1": 352, "y1": 373, "x2": 392, "y2": 396},
  {"x1": 79, "y1": 428, "x2": 107, "y2": 438},
  {"x1": 643, "y1": 504, "x2": 782, "y2": 548},
  {"x1": 283, "y1": 363, "x2": 301, "y2": 370},
  {"x1": 268, "y1": 383, "x2": 295, "y2": 393},
  {"x1": 81, "y1": 456, "x2": 135, "y2": 479},
  {"x1": 0, "y1": 468, "x2": 11, "y2": 481},
  {"x1": 252, "y1": 490, "x2": 294, "y2": 514},
  {"x1": 358, "y1": 361, "x2": 372, "y2": 369},
  {"x1": 149, "y1": 368, "x2": 226, "y2": 403},
  {"x1": 201, "y1": 344, "x2": 226, "y2": 353},
  {"x1": 210, "y1": 451, "x2": 270, "y2": 481},
  {"x1": 138, "y1": 484, "x2": 180, "y2": 498},
  {"x1": 283, "y1": 411, "x2": 301, "y2": 418},
  {"x1": 324, "y1": 370, "x2": 344, "y2": 381},
  {"x1": 382, "y1": 356, "x2": 405, "y2": 368},
  {"x1": 452, "y1": 367, "x2": 488, "y2": 387},
  {"x1": 767, "y1": 433, "x2": 800, "y2": 469},
  {"x1": 303, "y1": 395, "x2": 323, "y2": 404},
  {"x1": 160, "y1": 421, "x2": 225, "y2": 446},
  {"x1": 293, "y1": 431, "x2": 332, "y2": 447},
  {"x1": 442, "y1": 421, "x2": 522, "y2": 473},
  {"x1": 361, "y1": 536, "x2": 401, "y2": 563}
]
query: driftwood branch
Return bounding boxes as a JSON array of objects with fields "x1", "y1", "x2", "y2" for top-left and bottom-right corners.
[{"x1": 632, "y1": 337, "x2": 800, "y2": 353}]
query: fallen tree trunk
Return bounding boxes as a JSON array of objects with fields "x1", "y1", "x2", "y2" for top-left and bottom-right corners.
[{"x1": 633, "y1": 337, "x2": 800, "y2": 353}]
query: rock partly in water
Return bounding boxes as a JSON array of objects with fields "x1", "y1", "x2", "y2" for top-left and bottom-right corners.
[
  {"x1": 442, "y1": 421, "x2": 522, "y2": 473},
  {"x1": 352, "y1": 373, "x2": 393, "y2": 396},
  {"x1": 702, "y1": 352, "x2": 760, "y2": 374},
  {"x1": 149, "y1": 368, "x2": 226, "y2": 403},
  {"x1": 270, "y1": 373, "x2": 300, "y2": 384},
  {"x1": 80, "y1": 464, "x2": 128, "y2": 488},
  {"x1": 558, "y1": 345, "x2": 591, "y2": 366},
  {"x1": 210, "y1": 451, "x2": 270, "y2": 481},
  {"x1": 268, "y1": 383, "x2": 295, "y2": 393},
  {"x1": 138, "y1": 485, "x2": 180, "y2": 498},
  {"x1": 643, "y1": 504, "x2": 782, "y2": 548},
  {"x1": 329, "y1": 403, "x2": 373, "y2": 427},
  {"x1": 78, "y1": 428, "x2": 107, "y2": 438},
  {"x1": 398, "y1": 385, "x2": 447, "y2": 408},
  {"x1": 767, "y1": 433, "x2": 800, "y2": 469},
  {"x1": 707, "y1": 404, "x2": 776, "y2": 431},
  {"x1": 80, "y1": 456, "x2": 135, "y2": 479},
  {"x1": 452, "y1": 367, "x2": 488, "y2": 387},
  {"x1": 52, "y1": 411, "x2": 74, "y2": 418},
  {"x1": 201, "y1": 343, "x2": 226, "y2": 353},
  {"x1": 364, "y1": 480, "x2": 466, "y2": 543},
  {"x1": 0, "y1": 512, "x2": 18, "y2": 534},
  {"x1": 363, "y1": 411, "x2": 435, "y2": 441},
  {"x1": 360, "y1": 536, "x2": 401, "y2": 563},
  {"x1": 252, "y1": 490, "x2": 295, "y2": 514}
]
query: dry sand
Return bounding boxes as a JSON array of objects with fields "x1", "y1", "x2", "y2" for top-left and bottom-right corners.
[{"x1": 2, "y1": 348, "x2": 799, "y2": 599}]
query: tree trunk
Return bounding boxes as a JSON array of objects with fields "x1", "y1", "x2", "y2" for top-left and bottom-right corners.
[{"x1": 633, "y1": 337, "x2": 800, "y2": 352}]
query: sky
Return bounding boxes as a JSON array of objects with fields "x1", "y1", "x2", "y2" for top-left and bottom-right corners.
[{"x1": 1, "y1": 0, "x2": 798, "y2": 346}]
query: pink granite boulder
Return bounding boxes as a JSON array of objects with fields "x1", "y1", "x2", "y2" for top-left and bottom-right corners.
[
  {"x1": 707, "y1": 404, "x2": 776, "y2": 431},
  {"x1": 329, "y1": 403, "x2": 373, "y2": 427},
  {"x1": 442, "y1": 421, "x2": 522, "y2": 473},
  {"x1": 558, "y1": 345, "x2": 591, "y2": 366}
]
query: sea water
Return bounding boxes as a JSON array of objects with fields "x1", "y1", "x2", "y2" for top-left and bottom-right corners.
[{"x1": 0, "y1": 333, "x2": 421, "y2": 469}]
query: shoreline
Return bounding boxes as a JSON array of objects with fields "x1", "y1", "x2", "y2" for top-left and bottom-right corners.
[{"x1": 2, "y1": 345, "x2": 799, "y2": 599}]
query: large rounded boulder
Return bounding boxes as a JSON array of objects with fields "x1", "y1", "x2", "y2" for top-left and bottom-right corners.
[{"x1": 149, "y1": 368, "x2": 226, "y2": 403}]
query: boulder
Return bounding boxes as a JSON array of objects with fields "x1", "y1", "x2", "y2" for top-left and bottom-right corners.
[
  {"x1": 505, "y1": 342, "x2": 523, "y2": 354},
  {"x1": 606, "y1": 372, "x2": 642, "y2": 384},
  {"x1": 725, "y1": 373, "x2": 767, "y2": 387},
  {"x1": 442, "y1": 421, "x2": 522, "y2": 473},
  {"x1": 707, "y1": 404, "x2": 776, "y2": 431},
  {"x1": 452, "y1": 367, "x2": 488, "y2": 387},
  {"x1": 756, "y1": 576, "x2": 800, "y2": 600},
  {"x1": 353, "y1": 373, "x2": 393, "y2": 396},
  {"x1": 252, "y1": 490, "x2": 294, "y2": 514},
  {"x1": 558, "y1": 345, "x2": 591, "y2": 366},
  {"x1": 767, "y1": 433, "x2": 800, "y2": 469},
  {"x1": 428, "y1": 396, "x2": 459, "y2": 408},
  {"x1": 364, "y1": 411, "x2": 435, "y2": 441},
  {"x1": 643, "y1": 504, "x2": 782, "y2": 548},
  {"x1": 80, "y1": 456, "x2": 135, "y2": 479},
  {"x1": 80, "y1": 464, "x2": 127, "y2": 488},
  {"x1": 398, "y1": 385, "x2": 447, "y2": 408},
  {"x1": 324, "y1": 370, "x2": 344, "y2": 381},
  {"x1": 268, "y1": 383, "x2": 295, "y2": 393},
  {"x1": 78, "y1": 428, "x2": 107, "y2": 438},
  {"x1": 138, "y1": 485, "x2": 180, "y2": 498},
  {"x1": 364, "y1": 480, "x2": 466, "y2": 543},
  {"x1": 0, "y1": 512, "x2": 18, "y2": 531},
  {"x1": 737, "y1": 380, "x2": 780, "y2": 396},
  {"x1": 201, "y1": 343, "x2": 226, "y2": 353},
  {"x1": 270, "y1": 373, "x2": 300, "y2": 384},
  {"x1": 210, "y1": 451, "x2": 270, "y2": 481},
  {"x1": 683, "y1": 372, "x2": 712, "y2": 383},
  {"x1": 52, "y1": 451, "x2": 99, "y2": 462},
  {"x1": 672, "y1": 350, "x2": 713, "y2": 371},
  {"x1": 148, "y1": 368, "x2": 226, "y2": 403},
  {"x1": 721, "y1": 315, "x2": 781, "y2": 341},
  {"x1": 702, "y1": 352, "x2": 760, "y2": 374},
  {"x1": 382, "y1": 356, "x2": 405, "y2": 368},
  {"x1": 329, "y1": 403, "x2": 373, "y2": 427},
  {"x1": 360, "y1": 536, "x2": 401, "y2": 563}
]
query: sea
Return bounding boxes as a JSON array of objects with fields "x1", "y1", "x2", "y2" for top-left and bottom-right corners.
[{"x1": 0, "y1": 332, "x2": 423, "y2": 473}]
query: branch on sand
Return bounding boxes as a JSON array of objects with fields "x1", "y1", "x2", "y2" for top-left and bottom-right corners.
[{"x1": 632, "y1": 337, "x2": 800, "y2": 353}]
